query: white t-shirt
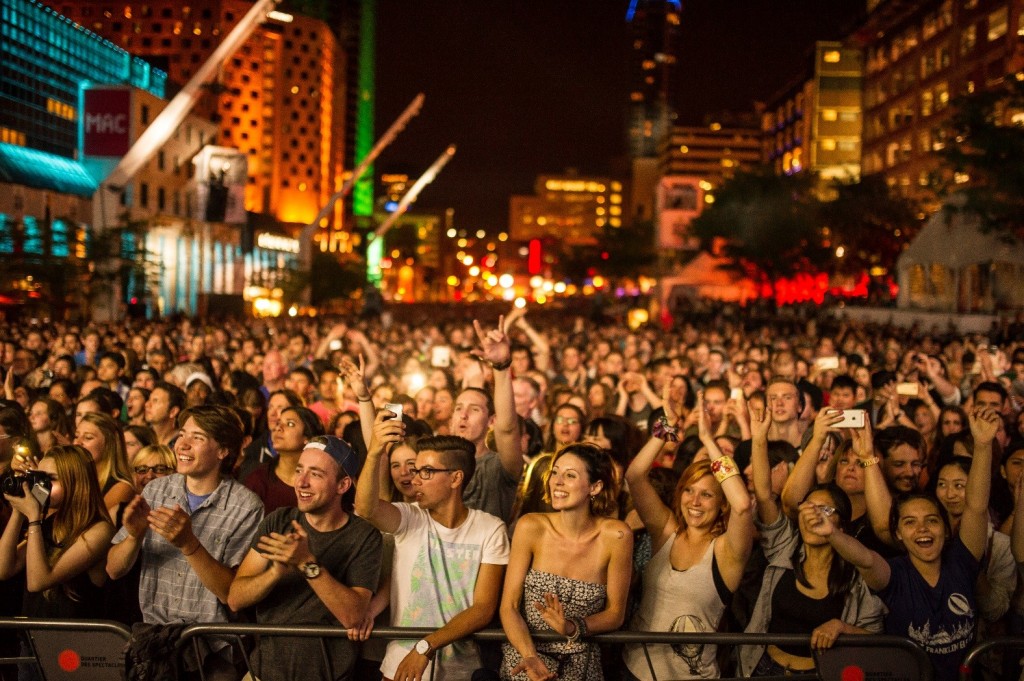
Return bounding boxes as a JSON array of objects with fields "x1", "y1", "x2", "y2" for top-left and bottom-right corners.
[{"x1": 380, "y1": 503, "x2": 510, "y2": 681}]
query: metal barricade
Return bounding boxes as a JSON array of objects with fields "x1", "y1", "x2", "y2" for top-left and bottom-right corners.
[
  {"x1": 0, "y1": 618, "x2": 132, "y2": 680},
  {"x1": 959, "y1": 635, "x2": 1024, "y2": 681},
  {"x1": 177, "y1": 625, "x2": 934, "y2": 681}
]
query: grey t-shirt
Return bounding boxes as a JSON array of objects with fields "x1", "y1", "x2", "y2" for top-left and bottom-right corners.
[
  {"x1": 249, "y1": 507, "x2": 382, "y2": 681},
  {"x1": 462, "y1": 449, "x2": 519, "y2": 524}
]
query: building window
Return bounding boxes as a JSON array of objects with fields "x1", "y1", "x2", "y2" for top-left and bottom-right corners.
[
  {"x1": 157, "y1": 186, "x2": 166, "y2": 210},
  {"x1": 823, "y1": 50, "x2": 841, "y2": 63},
  {"x1": 988, "y1": 7, "x2": 1008, "y2": 41},
  {"x1": 140, "y1": 183, "x2": 149, "y2": 208},
  {"x1": 821, "y1": 138, "x2": 837, "y2": 151},
  {"x1": 960, "y1": 24, "x2": 977, "y2": 55},
  {"x1": 921, "y1": 90, "x2": 934, "y2": 116},
  {"x1": 821, "y1": 109, "x2": 838, "y2": 121}
]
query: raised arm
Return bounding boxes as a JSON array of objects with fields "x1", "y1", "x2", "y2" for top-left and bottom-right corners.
[
  {"x1": 700, "y1": 395, "x2": 754, "y2": 584},
  {"x1": 510, "y1": 310, "x2": 551, "y2": 374},
  {"x1": 781, "y1": 408, "x2": 844, "y2": 519},
  {"x1": 354, "y1": 410, "x2": 404, "y2": 533},
  {"x1": 856, "y1": 420, "x2": 896, "y2": 547},
  {"x1": 962, "y1": 408, "x2": 998, "y2": 560},
  {"x1": 339, "y1": 355, "x2": 375, "y2": 447},
  {"x1": 750, "y1": 405, "x2": 778, "y2": 524},
  {"x1": 625, "y1": 383, "x2": 678, "y2": 542},
  {"x1": 473, "y1": 316, "x2": 523, "y2": 479},
  {"x1": 812, "y1": 502, "x2": 892, "y2": 591}
]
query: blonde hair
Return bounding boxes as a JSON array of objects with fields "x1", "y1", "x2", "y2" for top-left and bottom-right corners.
[
  {"x1": 80, "y1": 412, "x2": 133, "y2": 491},
  {"x1": 132, "y1": 444, "x2": 176, "y2": 471}
]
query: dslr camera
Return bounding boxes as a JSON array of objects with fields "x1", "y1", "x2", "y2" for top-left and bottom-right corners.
[{"x1": 0, "y1": 470, "x2": 52, "y2": 510}]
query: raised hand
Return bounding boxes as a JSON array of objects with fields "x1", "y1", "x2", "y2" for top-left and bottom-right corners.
[
  {"x1": 969, "y1": 407, "x2": 1001, "y2": 445},
  {"x1": 147, "y1": 504, "x2": 198, "y2": 552},
  {"x1": 338, "y1": 355, "x2": 370, "y2": 402},
  {"x1": 122, "y1": 495, "x2": 152, "y2": 539},
  {"x1": 471, "y1": 316, "x2": 510, "y2": 367},
  {"x1": 750, "y1": 405, "x2": 772, "y2": 442},
  {"x1": 813, "y1": 407, "x2": 845, "y2": 441}
]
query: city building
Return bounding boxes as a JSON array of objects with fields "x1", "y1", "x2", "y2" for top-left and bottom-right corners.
[
  {"x1": 53, "y1": 0, "x2": 356, "y2": 253},
  {"x1": 762, "y1": 41, "x2": 864, "y2": 182},
  {"x1": 625, "y1": 0, "x2": 681, "y2": 159},
  {"x1": 509, "y1": 174, "x2": 625, "y2": 247},
  {"x1": 0, "y1": 0, "x2": 166, "y2": 314},
  {"x1": 857, "y1": 0, "x2": 1024, "y2": 200},
  {"x1": 658, "y1": 115, "x2": 762, "y2": 186}
]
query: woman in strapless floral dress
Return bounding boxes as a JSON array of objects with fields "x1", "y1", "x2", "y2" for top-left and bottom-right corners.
[{"x1": 499, "y1": 443, "x2": 633, "y2": 681}]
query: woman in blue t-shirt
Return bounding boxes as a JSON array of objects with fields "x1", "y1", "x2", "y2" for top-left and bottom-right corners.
[{"x1": 816, "y1": 408, "x2": 999, "y2": 681}]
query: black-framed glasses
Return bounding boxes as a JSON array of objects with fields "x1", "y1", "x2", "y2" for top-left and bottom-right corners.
[
  {"x1": 134, "y1": 465, "x2": 174, "y2": 475},
  {"x1": 410, "y1": 466, "x2": 455, "y2": 480}
]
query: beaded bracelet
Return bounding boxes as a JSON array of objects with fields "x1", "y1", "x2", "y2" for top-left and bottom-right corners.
[
  {"x1": 710, "y1": 455, "x2": 740, "y2": 483},
  {"x1": 651, "y1": 415, "x2": 679, "y2": 442}
]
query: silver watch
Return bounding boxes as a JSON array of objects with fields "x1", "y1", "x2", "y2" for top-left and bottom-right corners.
[
  {"x1": 414, "y1": 639, "x2": 432, "y2": 657},
  {"x1": 299, "y1": 561, "x2": 321, "y2": 579}
]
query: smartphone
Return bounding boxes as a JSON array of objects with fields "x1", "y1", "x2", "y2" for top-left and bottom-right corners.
[
  {"x1": 896, "y1": 382, "x2": 919, "y2": 396},
  {"x1": 730, "y1": 387, "x2": 744, "y2": 401},
  {"x1": 834, "y1": 409, "x2": 866, "y2": 428},
  {"x1": 815, "y1": 356, "x2": 840, "y2": 371},
  {"x1": 328, "y1": 339, "x2": 343, "y2": 351},
  {"x1": 431, "y1": 346, "x2": 452, "y2": 368},
  {"x1": 383, "y1": 402, "x2": 403, "y2": 421}
]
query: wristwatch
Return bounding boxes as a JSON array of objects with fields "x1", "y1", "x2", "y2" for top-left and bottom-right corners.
[
  {"x1": 414, "y1": 639, "x2": 433, "y2": 658},
  {"x1": 299, "y1": 561, "x2": 321, "y2": 579}
]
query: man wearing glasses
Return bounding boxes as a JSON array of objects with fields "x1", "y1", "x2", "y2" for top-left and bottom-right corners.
[{"x1": 356, "y1": 411, "x2": 509, "y2": 681}]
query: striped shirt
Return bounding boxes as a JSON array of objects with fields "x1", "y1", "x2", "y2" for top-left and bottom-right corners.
[{"x1": 112, "y1": 473, "x2": 264, "y2": 624}]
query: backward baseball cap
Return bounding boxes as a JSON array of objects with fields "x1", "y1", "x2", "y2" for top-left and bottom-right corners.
[{"x1": 304, "y1": 435, "x2": 361, "y2": 478}]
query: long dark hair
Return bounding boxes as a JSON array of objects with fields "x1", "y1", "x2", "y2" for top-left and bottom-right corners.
[{"x1": 793, "y1": 483, "x2": 858, "y2": 598}]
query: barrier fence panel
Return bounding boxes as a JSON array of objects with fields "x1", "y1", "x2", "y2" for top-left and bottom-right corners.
[
  {"x1": 0, "y1": 618, "x2": 132, "y2": 680},
  {"x1": 177, "y1": 625, "x2": 934, "y2": 681},
  {"x1": 959, "y1": 636, "x2": 1024, "y2": 681}
]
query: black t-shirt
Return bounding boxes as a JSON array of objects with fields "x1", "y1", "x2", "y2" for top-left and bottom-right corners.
[
  {"x1": 768, "y1": 570, "x2": 844, "y2": 656},
  {"x1": 249, "y1": 507, "x2": 382, "y2": 681}
]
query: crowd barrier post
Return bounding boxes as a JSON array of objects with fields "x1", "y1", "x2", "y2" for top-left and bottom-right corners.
[
  {"x1": 0, "y1": 618, "x2": 132, "y2": 680},
  {"x1": 959, "y1": 635, "x2": 1024, "y2": 681}
]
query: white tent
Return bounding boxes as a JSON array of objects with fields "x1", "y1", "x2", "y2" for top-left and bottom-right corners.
[
  {"x1": 897, "y1": 195, "x2": 1024, "y2": 312},
  {"x1": 660, "y1": 252, "x2": 759, "y2": 309}
]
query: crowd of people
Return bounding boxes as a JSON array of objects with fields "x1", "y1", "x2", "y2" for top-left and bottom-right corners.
[{"x1": 1, "y1": 302, "x2": 1024, "y2": 680}]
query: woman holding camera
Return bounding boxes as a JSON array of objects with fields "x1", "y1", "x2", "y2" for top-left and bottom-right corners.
[{"x1": 0, "y1": 445, "x2": 115, "y2": 619}]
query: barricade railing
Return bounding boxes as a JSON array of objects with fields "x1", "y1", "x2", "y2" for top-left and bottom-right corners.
[
  {"x1": 959, "y1": 635, "x2": 1024, "y2": 681},
  {"x1": 177, "y1": 624, "x2": 934, "y2": 681},
  {"x1": 0, "y1": 618, "x2": 132, "y2": 679}
]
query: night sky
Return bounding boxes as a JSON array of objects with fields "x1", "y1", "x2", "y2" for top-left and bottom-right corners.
[{"x1": 375, "y1": 0, "x2": 865, "y2": 233}]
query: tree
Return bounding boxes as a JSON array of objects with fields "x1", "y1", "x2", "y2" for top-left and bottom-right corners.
[
  {"x1": 819, "y1": 174, "x2": 923, "y2": 275},
  {"x1": 689, "y1": 167, "x2": 825, "y2": 278},
  {"x1": 941, "y1": 74, "x2": 1024, "y2": 239},
  {"x1": 309, "y1": 250, "x2": 365, "y2": 305}
]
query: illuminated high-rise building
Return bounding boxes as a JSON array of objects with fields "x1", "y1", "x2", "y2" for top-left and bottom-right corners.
[
  {"x1": 856, "y1": 0, "x2": 1024, "y2": 202},
  {"x1": 509, "y1": 175, "x2": 625, "y2": 246},
  {"x1": 762, "y1": 42, "x2": 864, "y2": 182},
  {"x1": 55, "y1": 0, "x2": 359, "y2": 252},
  {"x1": 626, "y1": 0, "x2": 681, "y2": 159}
]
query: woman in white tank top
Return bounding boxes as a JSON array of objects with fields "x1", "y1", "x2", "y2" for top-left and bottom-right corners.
[{"x1": 623, "y1": 390, "x2": 755, "y2": 680}]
